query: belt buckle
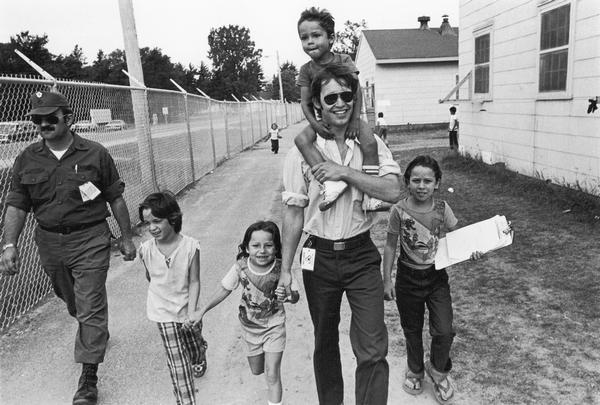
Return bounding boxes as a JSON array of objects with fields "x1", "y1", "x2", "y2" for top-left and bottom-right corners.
[{"x1": 333, "y1": 241, "x2": 345, "y2": 251}]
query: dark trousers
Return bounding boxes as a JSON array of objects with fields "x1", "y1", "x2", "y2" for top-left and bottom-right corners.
[
  {"x1": 449, "y1": 130, "x2": 458, "y2": 149},
  {"x1": 271, "y1": 139, "x2": 279, "y2": 153},
  {"x1": 395, "y1": 262, "x2": 455, "y2": 375},
  {"x1": 303, "y1": 237, "x2": 389, "y2": 405},
  {"x1": 35, "y1": 222, "x2": 111, "y2": 364}
]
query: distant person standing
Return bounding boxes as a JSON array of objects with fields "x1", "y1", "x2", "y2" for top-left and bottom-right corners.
[
  {"x1": 376, "y1": 112, "x2": 388, "y2": 145},
  {"x1": 0, "y1": 90, "x2": 136, "y2": 405},
  {"x1": 448, "y1": 106, "x2": 459, "y2": 150},
  {"x1": 269, "y1": 122, "x2": 282, "y2": 154}
]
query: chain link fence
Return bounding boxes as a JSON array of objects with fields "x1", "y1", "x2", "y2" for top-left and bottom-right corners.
[{"x1": 0, "y1": 74, "x2": 303, "y2": 331}]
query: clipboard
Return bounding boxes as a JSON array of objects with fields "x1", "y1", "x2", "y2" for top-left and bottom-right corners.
[{"x1": 435, "y1": 215, "x2": 513, "y2": 269}]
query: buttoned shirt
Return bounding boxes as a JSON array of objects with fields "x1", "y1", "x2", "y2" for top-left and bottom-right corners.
[
  {"x1": 282, "y1": 134, "x2": 401, "y2": 240},
  {"x1": 6, "y1": 132, "x2": 124, "y2": 228}
]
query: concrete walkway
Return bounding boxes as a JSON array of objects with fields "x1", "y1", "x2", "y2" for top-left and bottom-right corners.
[{"x1": 0, "y1": 122, "x2": 444, "y2": 404}]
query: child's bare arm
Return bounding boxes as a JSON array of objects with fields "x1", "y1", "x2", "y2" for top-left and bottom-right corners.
[
  {"x1": 295, "y1": 125, "x2": 326, "y2": 167},
  {"x1": 187, "y1": 251, "x2": 201, "y2": 314},
  {"x1": 382, "y1": 232, "x2": 399, "y2": 301},
  {"x1": 300, "y1": 86, "x2": 332, "y2": 137},
  {"x1": 189, "y1": 285, "x2": 231, "y2": 327},
  {"x1": 346, "y1": 86, "x2": 364, "y2": 139}
]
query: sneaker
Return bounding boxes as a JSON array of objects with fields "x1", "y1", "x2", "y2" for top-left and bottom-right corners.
[
  {"x1": 192, "y1": 361, "x2": 207, "y2": 378},
  {"x1": 73, "y1": 363, "x2": 98, "y2": 405},
  {"x1": 425, "y1": 361, "x2": 454, "y2": 404},
  {"x1": 362, "y1": 195, "x2": 392, "y2": 212},
  {"x1": 318, "y1": 180, "x2": 348, "y2": 211}
]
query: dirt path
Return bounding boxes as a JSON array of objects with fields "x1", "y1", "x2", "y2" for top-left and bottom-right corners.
[{"x1": 0, "y1": 125, "x2": 444, "y2": 404}]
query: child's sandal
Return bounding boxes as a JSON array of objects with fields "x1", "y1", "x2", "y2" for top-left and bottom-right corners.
[
  {"x1": 192, "y1": 360, "x2": 207, "y2": 378},
  {"x1": 425, "y1": 361, "x2": 455, "y2": 403},
  {"x1": 403, "y1": 368, "x2": 424, "y2": 395}
]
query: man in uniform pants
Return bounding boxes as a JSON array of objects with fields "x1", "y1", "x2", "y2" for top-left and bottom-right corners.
[{"x1": 1, "y1": 91, "x2": 136, "y2": 405}]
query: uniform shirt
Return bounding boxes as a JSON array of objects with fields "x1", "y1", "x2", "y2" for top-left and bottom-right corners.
[
  {"x1": 6, "y1": 132, "x2": 124, "y2": 228},
  {"x1": 221, "y1": 258, "x2": 295, "y2": 330},
  {"x1": 296, "y1": 53, "x2": 358, "y2": 88},
  {"x1": 139, "y1": 234, "x2": 200, "y2": 323},
  {"x1": 282, "y1": 135, "x2": 400, "y2": 240},
  {"x1": 387, "y1": 198, "x2": 458, "y2": 270}
]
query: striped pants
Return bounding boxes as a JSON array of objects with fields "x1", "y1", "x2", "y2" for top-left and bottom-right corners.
[{"x1": 157, "y1": 322, "x2": 207, "y2": 405}]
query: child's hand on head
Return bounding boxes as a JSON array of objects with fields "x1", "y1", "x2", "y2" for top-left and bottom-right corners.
[
  {"x1": 346, "y1": 119, "x2": 360, "y2": 139},
  {"x1": 312, "y1": 121, "x2": 334, "y2": 139}
]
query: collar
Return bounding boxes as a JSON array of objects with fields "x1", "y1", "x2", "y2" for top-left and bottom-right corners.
[
  {"x1": 316, "y1": 134, "x2": 356, "y2": 150},
  {"x1": 32, "y1": 131, "x2": 90, "y2": 154}
]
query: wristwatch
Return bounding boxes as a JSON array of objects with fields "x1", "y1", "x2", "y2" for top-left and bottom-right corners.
[{"x1": 2, "y1": 243, "x2": 16, "y2": 252}]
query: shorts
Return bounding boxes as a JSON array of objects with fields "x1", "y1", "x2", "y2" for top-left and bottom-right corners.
[{"x1": 244, "y1": 322, "x2": 286, "y2": 357}]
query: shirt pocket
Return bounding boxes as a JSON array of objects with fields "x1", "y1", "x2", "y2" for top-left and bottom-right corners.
[
  {"x1": 21, "y1": 170, "x2": 51, "y2": 203},
  {"x1": 65, "y1": 168, "x2": 100, "y2": 201}
]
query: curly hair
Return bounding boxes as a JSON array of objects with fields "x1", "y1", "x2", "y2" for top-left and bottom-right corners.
[{"x1": 298, "y1": 7, "x2": 335, "y2": 37}]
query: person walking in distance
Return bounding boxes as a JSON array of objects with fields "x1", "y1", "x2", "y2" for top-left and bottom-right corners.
[
  {"x1": 0, "y1": 90, "x2": 136, "y2": 405},
  {"x1": 269, "y1": 122, "x2": 282, "y2": 154}
]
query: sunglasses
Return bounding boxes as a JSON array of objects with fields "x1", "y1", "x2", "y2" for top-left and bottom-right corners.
[
  {"x1": 30, "y1": 115, "x2": 61, "y2": 125},
  {"x1": 323, "y1": 91, "x2": 354, "y2": 106}
]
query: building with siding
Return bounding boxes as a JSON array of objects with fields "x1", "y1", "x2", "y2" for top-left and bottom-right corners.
[
  {"x1": 355, "y1": 16, "x2": 459, "y2": 126},
  {"x1": 453, "y1": 0, "x2": 599, "y2": 195}
]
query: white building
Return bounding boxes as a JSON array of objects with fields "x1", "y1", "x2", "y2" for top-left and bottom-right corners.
[
  {"x1": 452, "y1": 0, "x2": 600, "y2": 195},
  {"x1": 355, "y1": 16, "x2": 459, "y2": 126}
]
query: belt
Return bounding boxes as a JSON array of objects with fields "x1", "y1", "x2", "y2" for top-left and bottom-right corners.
[
  {"x1": 309, "y1": 231, "x2": 370, "y2": 251},
  {"x1": 39, "y1": 219, "x2": 106, "y2": 234}
]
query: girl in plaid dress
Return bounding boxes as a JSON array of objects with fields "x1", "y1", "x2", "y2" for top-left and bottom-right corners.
[
  {"x1": 190, "y1": 221, "x2": 299, "y2": 405},
  {"x1": 138, "y1": 191, "x2": 207, "y2": 405}
]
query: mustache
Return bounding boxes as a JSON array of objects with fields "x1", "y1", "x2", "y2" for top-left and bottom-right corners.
[{"x1": 40, "y1": 126, "x2": 55, "y2": 131}]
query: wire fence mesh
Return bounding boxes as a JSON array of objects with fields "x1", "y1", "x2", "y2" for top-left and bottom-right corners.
[{"x1": 0, "y1": 74, "x2": 302, "y2": 331}]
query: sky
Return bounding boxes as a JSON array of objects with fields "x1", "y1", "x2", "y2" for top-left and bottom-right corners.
[{"x1": 0, "y1": 0, "x2": 459, "y2": 84}]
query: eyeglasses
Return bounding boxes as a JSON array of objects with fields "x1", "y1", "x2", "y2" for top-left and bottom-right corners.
[
  {"x1": 323, "y1": 91, "x2": 354, "y2": 106},
  {"x1": 30, "y1": 115, "x2": 60, "y2": 125}
]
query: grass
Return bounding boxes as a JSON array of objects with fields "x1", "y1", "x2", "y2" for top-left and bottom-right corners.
[{"x1": 371, "y1": 132, "x2": 600, "y2": 404}]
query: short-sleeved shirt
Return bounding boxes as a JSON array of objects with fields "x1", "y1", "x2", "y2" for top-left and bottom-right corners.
[
  {"x1": 139, "y1": 234, "x2": 200, "y2": 323},
  {"x1": 296, "y1": 53, "x2": 358, "y2": 88},
  {"x1": 449, "y1": 113, "x2": 458, "y2": 131},
  {"x1": 282, "y1": 135, "x2": 401, "y2": 240},
  {"x1": 6, "y1": 132, "x2": 124, "y2": 228},
  {"x1": 269, "y1": 128, "x2": 280, "y2": 140},
  {"x1": 222, "y1": 258, "x2": 292, "y2": 330},
  {"x1": 387, "y1": 198, "x2": 458, "y2": 270}
]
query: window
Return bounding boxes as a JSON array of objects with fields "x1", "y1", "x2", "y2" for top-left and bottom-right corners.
[
  {"x1": 474, "y1": 33, "x2": 490, "y2": 94},
  {"x1": 539, "y1": 4, "x2": 570, "y2": 92}
]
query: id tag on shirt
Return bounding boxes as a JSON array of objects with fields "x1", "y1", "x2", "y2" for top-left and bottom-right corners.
[
  {"x1": 79, "y1": 181, "x2": 101, "y2": 202},
  {"x1": 301, "y1": 247, "x2": 316, "y2": 271}
]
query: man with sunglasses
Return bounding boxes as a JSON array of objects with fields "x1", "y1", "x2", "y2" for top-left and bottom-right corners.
[
  {"x1": 279, "y1": 63, "x2": 402, "y2": 405},
  {"x1": 1, "y1": 90, "x2": 136, "y2": 405}
]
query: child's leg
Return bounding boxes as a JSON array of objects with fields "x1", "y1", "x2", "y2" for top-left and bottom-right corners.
[
  {"x1": 248, "y1": 352, "x2": 265, "y2": 375},
  {"x1": 427, "y1": 270, "x2": 455, "y2": 374},
  {"x1": 357, "y1": 120, "x2": 392, "y2": 211},
  {"x1": 264, "y1": 351, "x2": 283, "y2": 404},
  {"x1": 394, "y1": 267, "x2": 427, "y2": 375},
  {"x1": 157, "y1": 322, "x2": 197, "y2": 405},
  {"x1": 296, "y1": 126, "x2": 348, "y2": 211}
]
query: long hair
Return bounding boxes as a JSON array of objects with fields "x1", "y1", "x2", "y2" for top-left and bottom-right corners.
[{"x1": 236, "y1": 220, "x2": 282, "y2": 260}]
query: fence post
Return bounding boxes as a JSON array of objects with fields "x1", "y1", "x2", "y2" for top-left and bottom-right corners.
[
  {"x1": 244, "y1": 97, "x2": 255, "y2": 145},
  {"x1": 170, "y1": 79, "x2": 195, "y2": 182},
  {"x1": 224, "y1": 102, "x2": 230, "y2": 158},
  {"x1": 239, "y1": 103, "x2": 244, "y2": 150}
]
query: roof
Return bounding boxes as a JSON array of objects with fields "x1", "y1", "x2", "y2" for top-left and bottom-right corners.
[{"x1": 362, "y1": 28, "x2": 459, "y2": 62}]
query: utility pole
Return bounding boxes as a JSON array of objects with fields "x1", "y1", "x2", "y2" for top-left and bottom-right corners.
[
  {"x1": 276, "y1": 51, "x2": 288, "y2": 126},
  {"x1": 118, "y1": 0, "x2": 157, "y2": 194}
]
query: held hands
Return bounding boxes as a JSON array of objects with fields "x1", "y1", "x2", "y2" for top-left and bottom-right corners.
[
  {"x1": 275, "y1": 286, "x2": 300, "y2": 304},
  {"x1": 120, "y1": 238, "x2": 136, "y2": 261},
  {"x1": 0, "y1": 247, "x2": 19, "y2": 276},
  {"x1": 383, "y1": 279, "x2": 395, "y2": 301},
  {"x1": 184, "y1": 311, "x2": 203, "y2": 329},
  {"x1": 312, "y1": 161, "x2": 347, "y2": 183}
]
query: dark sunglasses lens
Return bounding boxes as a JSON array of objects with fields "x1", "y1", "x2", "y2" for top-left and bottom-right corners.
[
  {"x1": 323, "y1": 92, "x2": 354, "y2": 105},
  {"x1": 31, "y1": 115, "x2": 59, "y2": 125},
  {"x1": 340, "y1": 92, "x2": 354, "y2": 102}
]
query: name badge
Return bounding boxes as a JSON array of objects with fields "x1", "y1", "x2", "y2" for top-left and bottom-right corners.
[
  {"x1": 301, "y1": 247, "x2": 316, "y2": 271},
  {"x1": 79, "y1": 181, "x2": 101, "y2": 202}
]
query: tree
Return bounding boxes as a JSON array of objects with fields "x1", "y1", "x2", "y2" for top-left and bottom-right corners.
[
  {"x1": 0, "y1": 31, "x2": 55, "y2": 75},
  {"x1": 271, "y1": 61, "x2": 300, "y2": 102},
  {"x1": 52, "y1": 45, "x2": 86, "y2": 79},
  {"x1": 332, "y1": 19, "x2": 367, "y2": 61},
  {"x1": 207, "y1": 25, "x2": 263, "y2": 100}
]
